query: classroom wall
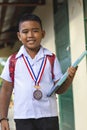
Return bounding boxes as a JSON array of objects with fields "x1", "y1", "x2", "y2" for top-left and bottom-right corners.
[
  {"x1": 68, "y1": 0, "x2": 87, "y2": 130},
  {"x1": 33, "y1": 0, "x2": 56, "y2": 54}
]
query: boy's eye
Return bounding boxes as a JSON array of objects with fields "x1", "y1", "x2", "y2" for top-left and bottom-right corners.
[
  {"x1": 22, "y1": 30, "x2": 28, "y2": 33},
  {"x1": 21, "y1": 28, "x2": 40, "y2": 33},
  {"x1": 32, "y1": 29, "x2": 39, "y2": 32}
]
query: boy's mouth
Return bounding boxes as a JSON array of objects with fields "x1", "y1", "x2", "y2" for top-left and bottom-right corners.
[{"x1": 27, "y1": 39, "x2": 36, "y2": 44}]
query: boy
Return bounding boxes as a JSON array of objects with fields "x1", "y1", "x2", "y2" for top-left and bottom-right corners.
[{"x1": 0, "y1": 13, "x2": 77, "y2": 130}]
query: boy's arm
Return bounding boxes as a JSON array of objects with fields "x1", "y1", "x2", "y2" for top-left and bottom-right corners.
[
  {"x1": 55, "y1": 66, "x2": 77, "y2": 94},
  {"x1": 0, "y1": 79, "x2": 13, "y2": 130}
]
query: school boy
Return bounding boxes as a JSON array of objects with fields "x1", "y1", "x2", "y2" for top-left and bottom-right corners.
[{"x1": 0, "y1": 13, "x2": 77, "y2": 130}]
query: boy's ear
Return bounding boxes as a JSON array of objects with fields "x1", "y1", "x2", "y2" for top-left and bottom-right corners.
[
  {"x1": 42, "y1": 30, "x2": 45, "y2": 38},
  {"x1": 17, "y1": 32, "x2": 21, "y2": 41}
]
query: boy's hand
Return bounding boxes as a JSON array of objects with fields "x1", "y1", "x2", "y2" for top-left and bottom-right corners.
[
  {"x1": 67, "y1": 66, "x2": 78, "y2": 79},
  {"x1": 1, "y1": 120, "x2": 10, "y2": 130},
  {"x1": 56, "y1": 66, "x2": 78, "y2": 94}
]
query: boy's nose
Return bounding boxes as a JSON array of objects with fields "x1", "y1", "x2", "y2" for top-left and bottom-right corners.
[{"x1": 27, "y1": 31, "x2": 33, "y2": 37}]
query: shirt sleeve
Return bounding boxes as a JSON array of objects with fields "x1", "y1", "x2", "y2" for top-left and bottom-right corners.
[
  {"x1": 53, "y1": 56, "x2": 63, "y2": 82},
  {"x1": 0, "y1": 56, "x2": 12, "y2": 82}
]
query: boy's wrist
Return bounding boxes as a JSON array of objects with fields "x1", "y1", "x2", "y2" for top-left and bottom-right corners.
[{"x1": 0, "y1": 117, "x2": 9, "y2": 123}]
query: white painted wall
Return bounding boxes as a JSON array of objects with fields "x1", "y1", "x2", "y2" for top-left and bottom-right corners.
[
  {"x1": 68, "y1": 0, "x2": 87, "y2": 130},
  {"x1": 33, "y1": 0, "x2": 56, "y2": 54}
]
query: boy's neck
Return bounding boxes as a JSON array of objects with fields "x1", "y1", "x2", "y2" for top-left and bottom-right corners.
[{"x1": 25, "y1": 46, "x2": 41, "y2": 59}]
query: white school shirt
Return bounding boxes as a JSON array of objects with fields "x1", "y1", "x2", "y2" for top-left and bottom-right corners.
[{"x1": 0, "y1": 45, "x2": 63, "y2": 119}]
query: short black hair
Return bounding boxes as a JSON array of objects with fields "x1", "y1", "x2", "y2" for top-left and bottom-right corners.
[{"x1": 17, "y1": 13, "x2": 43, "y2": 30}]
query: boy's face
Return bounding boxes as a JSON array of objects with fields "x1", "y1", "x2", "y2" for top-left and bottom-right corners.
[{"x1": 17, "y1": 20, "x2": 45, "y2": 51}]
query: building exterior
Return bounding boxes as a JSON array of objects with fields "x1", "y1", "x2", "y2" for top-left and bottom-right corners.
[{"x1": 0, "y1": 0, "x2": 87, "y2": 130}]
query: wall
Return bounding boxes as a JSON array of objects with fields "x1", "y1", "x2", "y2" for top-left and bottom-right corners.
[
  {"x1": 33, "y1": 0, "x2": 56, "y2": 53},
  {"x1": 68, "y1": 0, "x2": 87, "y2": 130}
]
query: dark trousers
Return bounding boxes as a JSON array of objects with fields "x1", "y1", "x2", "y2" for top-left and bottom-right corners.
[{"x1": 14, "y1": 116, "x2": 59, "y2": 130}]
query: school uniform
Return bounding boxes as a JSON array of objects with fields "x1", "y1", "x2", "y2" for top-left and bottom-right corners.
[{"x1": 0, "y1": 45, "x2": 63, "y2": 130}]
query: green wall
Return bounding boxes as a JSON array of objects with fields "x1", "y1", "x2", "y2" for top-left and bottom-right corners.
[{"x1": 84, "y1": 0, "x2": 87, "y2": 50}]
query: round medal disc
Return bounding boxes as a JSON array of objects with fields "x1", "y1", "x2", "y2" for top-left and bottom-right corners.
[{"x1": 33, "y1": 90, "x2": 42, "y2": 100}]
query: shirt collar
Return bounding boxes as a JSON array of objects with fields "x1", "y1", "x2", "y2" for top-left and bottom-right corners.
[
  {"x1": 16, "y1": 45, "x2": 53, "y2": 59},
  {"x1": 16, "y1": 45, "x2": 28, "y2": 58}
]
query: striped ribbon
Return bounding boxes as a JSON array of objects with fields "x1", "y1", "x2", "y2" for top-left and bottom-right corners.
[{"x1": 22, "y1": 54, "x2": 47, "y2": 85}]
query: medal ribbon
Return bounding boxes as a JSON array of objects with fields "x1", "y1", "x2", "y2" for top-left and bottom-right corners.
[{"x1": 22, "y1": 54, "x2": 47, "y2": 85}]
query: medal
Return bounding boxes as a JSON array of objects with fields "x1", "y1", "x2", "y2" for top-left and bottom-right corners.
[
  {"x1": 22, "y1": 55, "x2": 47, "y2": 100},
  {"x1": 33, "y1": 85, "x2": 42, "y2": 100},
  {"x1": 33, "y1": 89, "x2": 42, "y2": 100}
]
